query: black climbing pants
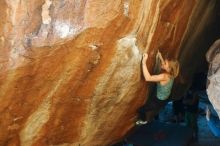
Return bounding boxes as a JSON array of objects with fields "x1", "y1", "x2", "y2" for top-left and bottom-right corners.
[{"x1": 138, "y1": 97, "x2": 168, "y2": 120}]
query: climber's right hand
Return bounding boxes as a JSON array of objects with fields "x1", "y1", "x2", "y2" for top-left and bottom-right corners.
[{"x1": 143, "y1": 53, "x2": 148, "y2": 61}]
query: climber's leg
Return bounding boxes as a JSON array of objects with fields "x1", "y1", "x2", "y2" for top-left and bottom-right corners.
[
  {"x1": 136, "y1": 97, "x2": 167, "y2": 125},
  {"x1": 144, "y1": 97, "x2": 167, "y2": 111}
]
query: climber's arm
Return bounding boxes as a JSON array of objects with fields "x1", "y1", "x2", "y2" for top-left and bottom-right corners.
[{"x1": 142, "y1": 53, "x2": 167, "y2": 82}]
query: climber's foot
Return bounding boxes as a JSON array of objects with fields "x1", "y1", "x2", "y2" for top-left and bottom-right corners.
[{"x1": 136, "y1": 120, "x2": 148, "y2": 125}]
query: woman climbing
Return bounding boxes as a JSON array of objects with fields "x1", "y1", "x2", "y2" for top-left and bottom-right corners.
[{"x1": 136, "y1": 52, "x2": 179, "y2": 125}]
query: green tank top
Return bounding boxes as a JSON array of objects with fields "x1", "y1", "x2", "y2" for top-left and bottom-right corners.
[{"x1": 156, "y1": 78, "x2": 174, "y2": 100}]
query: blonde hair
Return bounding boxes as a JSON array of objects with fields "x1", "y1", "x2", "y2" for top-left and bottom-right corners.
[{"x1": 168, "y1": 60, "x2": 179, "y2": 78}]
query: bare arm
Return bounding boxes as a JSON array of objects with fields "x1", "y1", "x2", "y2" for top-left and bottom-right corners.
[{"x1": 142, "y1": 53, "x2": 166, "y2": 82}]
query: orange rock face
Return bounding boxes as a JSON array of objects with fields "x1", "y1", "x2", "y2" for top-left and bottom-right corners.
[{"x1": 0, "y1": 0, "x2": 219, "y2": 146}]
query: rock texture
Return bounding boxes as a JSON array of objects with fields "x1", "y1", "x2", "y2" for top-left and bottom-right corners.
[
  {"x1": 0, "y1": 0, "x2": 219, "y2": 146},
  {"x1": 206, "y1": 39, "x2": 220, "y2": 119},
  {"x1": 172, "y1": 0, "x2": 220, "y2": 98}
]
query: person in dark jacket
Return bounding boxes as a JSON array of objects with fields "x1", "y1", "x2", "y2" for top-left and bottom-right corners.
[
  {"x1": 183, "y1": 88, "x2": 199, "y2": 140},
  {"x1": 172, "y1": 98, "x2": 185, "y2": 123}
]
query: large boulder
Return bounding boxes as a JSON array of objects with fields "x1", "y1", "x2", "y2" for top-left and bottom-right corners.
[
  {"x1": 0, "y1": 0, "x2": 219, "y2": 145},
  {"x1": 206, "y1": 39, "x2": 220, "y2": 119}
]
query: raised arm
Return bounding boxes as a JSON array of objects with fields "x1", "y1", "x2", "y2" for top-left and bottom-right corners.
[{"x1": 142, "y1": 53, "x2": 166, "y2": 82}]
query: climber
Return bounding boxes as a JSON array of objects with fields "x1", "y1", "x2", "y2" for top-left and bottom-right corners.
[{"x1": 136, "y1": 51, "x2": 179, "y2": 125}]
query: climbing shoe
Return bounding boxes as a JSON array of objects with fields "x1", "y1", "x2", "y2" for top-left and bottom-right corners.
[{"x1": 135, "y1": 120, "x2": 148, "y2": 125}]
